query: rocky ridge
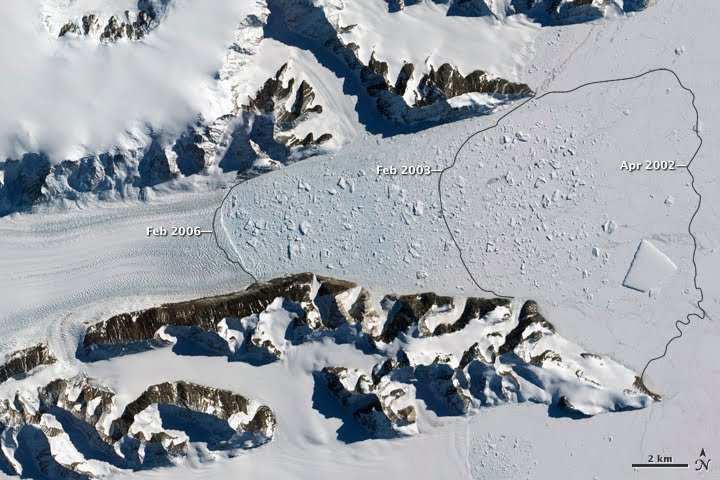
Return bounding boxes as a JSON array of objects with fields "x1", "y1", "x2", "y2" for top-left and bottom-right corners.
[
  {"x1": 0, "y1": 274, "x2": 657, "y2": 458},
  {"x1": 322, "y1": 299, "x2": 657, "y2": 436},
  {"x1": 0, "y1": 344, "x2": 57, "y2": 385},
  {"x1": 54, "y1": 1, "x2": 168, "y2": 44},
  {"x1": 78, "y1": 273, "x2": 656, "y2": 438},
  {"x1": 81, "y1": 273, "x2": 510, "y2": 363},
  {"x1": 274, "y1": 0, "x2": 533, "y2": 124},
  {"x1": 0, "y1": 375, "x2": 275, "y2": 478},
  {"x1": 243, "y1": 63, "x2": 334, "y2": 159}
]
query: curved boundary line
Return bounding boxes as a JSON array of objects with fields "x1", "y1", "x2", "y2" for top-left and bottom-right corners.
[
  {"x1": 436, "y1": 68, "x2": 706, "y2": 383},
  {"x1": 212, "y1": 178, "x2": 259, "y2": 283}
]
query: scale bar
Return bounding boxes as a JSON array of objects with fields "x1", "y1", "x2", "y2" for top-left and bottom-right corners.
[{"x1": 632, "y1": 463, "x2": 689, "y2": 468}]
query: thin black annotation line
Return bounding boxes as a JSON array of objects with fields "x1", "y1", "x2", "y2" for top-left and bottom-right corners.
[
  {"x1": 437, "y1": 68, "x2": 706, "y2": 383},
  {"x1": 212, "y1": 178, "x2": 259, "y2": 283},
  {"x1": 631, "y1": 463, "x2": 689, "y2": 468}
]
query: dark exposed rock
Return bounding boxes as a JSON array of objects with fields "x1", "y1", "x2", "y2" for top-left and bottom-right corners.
[
  {"x1": 529, "y1": 349, "x2": 562, "y2": 366},
  {"x1": 58, "y1": 4, "x2": 160, "y2": 44},
  {"x1": 58, "y1": 22, "x2": 78, "y2": 37},
  {"x1": 430, "y1": 297, "x2": 510, "y2": 336},
  {"x1": 415, "y1": 63, "x2": 532, "y2": 107},
  {"x1": 556, "y1": 395, "x2": 588, "y2": 417},
  {"x1": 82, "y1": 274, "x2": 510, "y2": 361},
  {"x1": 0, "y1": 344, "x2": 56, "y2": 384},
  {"x1": 321, "y1": 366, "x2": 416, "y2": 437},
  {"x1": 458, "y1": 342, "x2": 490, "y2": 370},
  {"x1": 274, "y1": 0, "x2": 534, "y2": 125},
  {"x1": 392, "y1": 63, "x2": 415, "y2": 96},
  {"x1": 371, "y1": 350, "x2": 411, "y2": 383},
  {"x1": 246, "y1": 64, "x2": 333, "y2": 152},
  {"x1": 109, "y1": 381, "x2": 274, "y2": 443},
  {"x1": 81, "y1": 14, "x2": 98, "y2": 35},
  {"x1": 498, "y1": 300, "x2": 555, "y2": 354},
  {"x1": 82, "y1": 273, "x2": 318, "y2": 356},
  {"x1": 39, "y1": 377, "x2": 116, "y2": 435},
  {"x1": 319, "y1": 290, "x2": 656, "y2": 425},
  {"x1": 380, "y1": 292, "x2": 454, "y2": 342},
  {"x1": 137, "y1": 139, "x2": 180, "y2": 187},
  {"x1": 0, "y1": 376, "x2": 276, "y2": 477},
  {"x1": 631, "y1": 376, "x2": 661, "y2": 402}
]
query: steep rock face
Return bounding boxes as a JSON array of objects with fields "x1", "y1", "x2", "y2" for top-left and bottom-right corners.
[
  {"x1": 497, "y1": 300, "x2": 555, "y2": 354},
  {"x1": 415, "y1": 64, "x2": 532, "y2": 106},
  {"x1": 0, "y1": 344, "x2": 56, "y2": 384},
  {"x1": 82, "y1": 273, "x2": 319, "y2": 356},
  {"x1": 0, "y1": 376, "x2": 276, "y2": 478},
  {"x1": 109, "y1": 381, "x2": 275, "y2": 447},
  {"x1": 81, "y1": 274, "x2": 509, "y2": 363},
  {"x1": 5, "y1": 0, "x2": 656, "y2": 218},
  {"x1": 78, "y1": 274, "x2": 656, "y2": 425}
]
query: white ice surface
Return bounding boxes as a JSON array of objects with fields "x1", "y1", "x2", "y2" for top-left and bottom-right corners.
[
  {"x1": 623, "y1": 239, "x2": 678, "y2": 292},
  {"x1": 1, "y1": 0, "x2": 720, "y2": 478},
  {"x1": 216, "y1": 73, "x2": 698, "y2": 379}
]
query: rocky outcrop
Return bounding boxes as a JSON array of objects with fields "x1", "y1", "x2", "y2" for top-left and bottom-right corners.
[
  {"x1": 498, "y1": 300, "x2": 555, "y2": 354},
  {"x1": 321, "y1": 366, "x2": 417, "y2": 437},
  {"x1": 82, "y1": 273, "x2": 319, "y2": 357},
  {"x1": 275, "y1": 0, "x2": 533, "y2": 125},
  {"x1": 81, "y1": 274, "x2": 509, "y2": 362},
  {"x1": 415, "y1": 64, "x2": 532, "y2": 106},
  {"x1": 109, "y1": 381, "x2": 275, "y2": 446},
  {"x1": 78, "y1": 273, "x2": 656, "y2": 430},
  {"x1": 0, "y1": 5, "x2": 340, "y2": 217},
  {"x1": 0, "y1": 376, "x2": 275, "y2": 478},
  {"x1": 0, "y1": 344, "x2": 56, "y2": 384},
  {"x1": 56, "y1": 1, "x2": 166, "y2": 44},
  {"x1": 243, "y1": 64, "x2": 333, "y2": 159},
  {"x1": 320, "y1": 298, "x2": 658, "y2": 430}
]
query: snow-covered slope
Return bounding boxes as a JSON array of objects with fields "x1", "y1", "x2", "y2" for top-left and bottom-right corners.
[{"x1": 0, "y1": 0, "x2": 653, "y2": 217}]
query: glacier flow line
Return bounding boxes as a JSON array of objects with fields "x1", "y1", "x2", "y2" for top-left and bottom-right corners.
[
  {"x1": 437, "y1": 68, "x2": 706, "y2": 383},
  {"x1": 212, "y1": 178, "x2": 259, "y2": 283}
]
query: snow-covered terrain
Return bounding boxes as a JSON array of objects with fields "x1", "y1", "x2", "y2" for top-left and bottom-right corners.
[
  {"x1": 0, "y1": 0, "x2": 647, "y2": 217},
  {"x1": 0, "y1": 274, "x2": 656, "y2": 477},
  {"x1": 2, "y1": 0, "x2": 720, "y2": 479}
]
